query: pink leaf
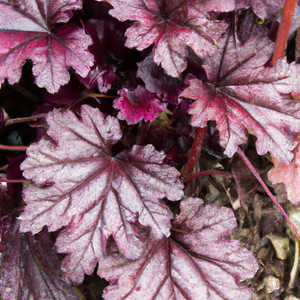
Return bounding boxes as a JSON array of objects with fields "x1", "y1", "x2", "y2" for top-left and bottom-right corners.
[
  {"x1": 0, "y1": 220, "x2": 79, "y2": 300},
  {"x1": 106, "y1": 0, "x2": 229, "y2": 78},
  {"x1": 19, "y1": 105, "x2": 184, "y2": 284},
  {"x1": 268, "y1": 145, "x2": 300, "y2": 205},
  {"x1": 180, "y1": 25, "x2": 300, "y2": 164},
  {"x1": 0, "y1": 0, "x2": 94, "y2": 94},
  {"x1": 113, "y1": 85, "x2": 167, "y2": 124},
  {"x1": 99, "y1": 198, "x2": 258, "y2": 300}
]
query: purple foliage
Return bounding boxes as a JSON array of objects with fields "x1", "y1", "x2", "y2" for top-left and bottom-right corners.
[
  {"x1": 107, "y1": 0, "x2": 228, "y2": 77},
  {"x1": 137, "y1": 52, "x2": 183, "y2": 105},
  {"x1": 114, "y1": 85, "x2": 167, "y2": 124},
  {"x1": 0, "y1": 0, "x2": 94, "y2": 93},
  {"x1": 2, "y1": 0, "x2": 300, "y2": 299},
  {"x1": 180, "y1": 24, "x2": 300, "y2": 164},
  {"x1": 77, "y1": 19, "x2": 117, "y2": 92},
  {"x1": 236, "y1": 0, "x2": 285, "y2": 19},
  {"x1": 19, "y1": 105, "x2": 183, "y2": 284},
  {"x1": 99, "y1": 198, "x2": 258, "y2": 300},
  {"x1": 0, "y1": 220, "x2": 79, "y2": 300}
]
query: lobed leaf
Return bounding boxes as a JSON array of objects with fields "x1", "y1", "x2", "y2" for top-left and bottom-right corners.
[
  {"x1": 236, "y1": 0, "x2": 285, "y2": 19},
  {"x1": 99, "y1": 198, "x2": 258, "y2": 300},
  {"x1": 0, "y1": 0, "x2": 94, "y2": 93},
  {"x1": 106, "y1": 0, "x2": 229, "y2": 78},
  {"x1": 0, "y1": 220, "x2": 79, "y2": 300},
  {"x1": 268, "y1": 145, "x2": 300, "y2": 205},
  {"x1": 180, "y1": 25, "x2": 300, "y2": 164},
  {"x1": 137, "y1": 52, "x2": 182, "y2": 105},
  {"x1": 19, "y1": 105, "x2": 184, "y2": 284},
  {"x1": 113, "y1": 85, "x2": 167, "y2": 124}
]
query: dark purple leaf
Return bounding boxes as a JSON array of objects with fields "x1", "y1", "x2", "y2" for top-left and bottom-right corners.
[
  {"x1": 6, "y1": 154, "x2": 26, "y2": 201},
  {"x1": 42, "y1": 78, "x2": 82, "y2": 107},
  {"x1": 0, "y1": 220, "x2": 79, "y2": 300},
  {"x1": 79, "y1": 64, "x2": 117, "y2": 93},
  {"x1": 237, "y1": 0, "x2": 284, "y2": 19},
  {"x1": 137, "y1": 52, "x2": 183, "y2": 105},
  {"x1": 236, "y1": 8, "x2": 257, "y2": 45},
  {"x1": 77, "y1": 19, "x2": 117, "y2": 93}
]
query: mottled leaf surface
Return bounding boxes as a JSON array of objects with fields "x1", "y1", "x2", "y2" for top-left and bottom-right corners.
[
  {"x1": 0, "y1": 0, "x2": 94, "y2": 93},
  {"x1": 113, "y1": 85, "x2": 167, "y2": 124},
  {"x1": 106, "y1": 0, "x2": 229, "y2": 77},
  {"x1": 237, "y1": 0, "x2": 284, "y2": 19},
  {"x1": 180, "y1": 26, "x2": 300, "y2": 164},
  {"x1": 268, "y1": 145, "x2": 300, "y2": 205},
  {"x1": 99, "y1": 198, "x2": 258, "y2": 300},
  {"x1": 0, "y1": 220, "x2": 79, "y2": 300},
  {"x1": 19, "y1": 105, "x2": 184, "y2": 284}
]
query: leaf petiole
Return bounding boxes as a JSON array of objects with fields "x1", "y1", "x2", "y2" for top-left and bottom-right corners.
[
  {"x1": 237, "y1": 147, "x2": 299, "y2": 242},
  {"x1": 183, "y1": 169, "x2": 233, "y2": 183},
  {"x1": 271, "y1": 0, "x2": 297, "y2": 66},
  {"x1": 0, "y1": 145, "x2": 28, "y2": 151},
  {"x1": 5, "y1": 114, "x2": 47, "y2": 126},
  {"x1": 0, "y1": 178, "x2": 30, "y2": 183}
]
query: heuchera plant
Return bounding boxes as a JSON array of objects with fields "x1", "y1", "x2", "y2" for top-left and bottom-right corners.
[{"x1": 1, "y1": 0, "x2": 300, "y2": 299}]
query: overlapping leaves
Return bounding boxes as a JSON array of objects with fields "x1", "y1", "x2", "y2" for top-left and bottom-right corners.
[
  {"x1": 99, "y1": 198, "x2": 258, "y2": 300},
  {"x1": 3, "y1": 0, "x2": 298, "y2": 298},
  {"x1": 19, "y1": 105, "x2": 184, "y2": 284},
  {"x1": 105, "y1": 0, "x2": 230, "y2": 78},
  {"x1": 180, "y1": 24, "x2": 300, "y2": 164},
  {"x1": 236, "y1": 0, "x2": 285, "y2": 19},
  {"x1": 0, "y1": 220, "x2": 79, "y2": 300}
]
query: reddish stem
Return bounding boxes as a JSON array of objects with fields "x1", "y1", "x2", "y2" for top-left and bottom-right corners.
[
  {"x1": 183, "y1": 169, "x2": 233, "y2": 183},
  {"x1": 0, "y1": 145, "x2": 28, "y2": 151},
  {"x1": 237, "y1": 148, "x2": 298, "y2": 241},
  {"x1": 66, "y1": 93, "x2": 117, "y2": 111},
  {"x1": 183, "y1": 127, "x2": 206, "y2": 179},
  {"x1": 270, "y1": 0, "x2": 297, "y2": 66},
  {"x1": 0, "y1": 178, "x2": 29, "y2": 183},
  {"x1": 5, "y1": 113, "x2": 47, "y2": 126}
]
